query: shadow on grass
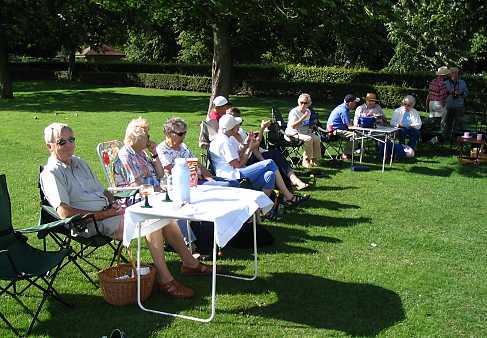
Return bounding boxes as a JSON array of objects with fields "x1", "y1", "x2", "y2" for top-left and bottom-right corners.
[
  {"x1": 279, "y1": 211, "x2": 371, "y2": 228},
  {"x1": 454, "y1": 164, "x2": 487, "y2": 178},
  {"x1": 222, "y1": 272, "x2": 405, "y2": 336},
  {"x1": 304, "y1": 198, "x2": 360, "y2": 211},
  {"x1": 407, "y1": 165, "x2": 454, "y2": 177}
]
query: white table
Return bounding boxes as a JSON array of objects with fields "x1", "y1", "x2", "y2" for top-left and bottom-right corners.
[
  {"x1": 349, "y1": 126, "x2": 399, "y2": 172},
  {"x1": 123, "y1": 185, "x2": 273, "y2": 322}
]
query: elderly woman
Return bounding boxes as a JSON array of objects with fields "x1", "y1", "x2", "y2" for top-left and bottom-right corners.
[
  {"x1": 228, "y1": 107, "x2": 309, "y2": 190},
  {"x1": 209, "y1": 114, "x2": 309, "y2": 206},
  {"x1": 156, "y1": 117, "x2": 239, "y2": 187},
  {"x1": 285, "y1": 93, "x2": 321, "y2": 168},
  {"x1": 41, "y1": 122, "x2": 201, "y2": 299},
  {"x1": 390, "y1": 95, "x2": 422, "y2": 150},
  {"x1": 353, "y1": 92, "x2": 387, "y2": 126},
  {"x1": 117, "y1": 118, "x2": 215, "y2": 294}
]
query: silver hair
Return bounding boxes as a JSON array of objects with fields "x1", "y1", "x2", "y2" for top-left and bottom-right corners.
[
  {"x1": 298, "y1": 93, "x2": 312, "y2": 105},
  {"x1": 402, "y1": 95, "x2": 416, "y2": 107},
  {"x1": 44, "y1": 123, "x2": 72, "y2": 144},
  {"x1": 164, "y1": 117, "x2": 187, "y2": 135},
  {"x1": 124, "y1": 117, "x2": 149, "y2": 146}
]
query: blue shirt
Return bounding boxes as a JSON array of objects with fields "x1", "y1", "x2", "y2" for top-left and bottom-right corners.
[
  {"x1": 402, "y1": 111, "x2": 411, "y2": 128},
  {"x1": 327, "y1": 103, "x2": 350, "y2": 130},
  {"x1": 445, "y1": 79, "x2": 468, "y2": 108}
]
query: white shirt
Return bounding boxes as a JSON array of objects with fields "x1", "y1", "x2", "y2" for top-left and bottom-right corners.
[
  {"x1": 209, "y1": 132, "x2": 241, "y2": 180},
  {"x1": 285, "y1": 106, "x2": 310, "y2": 135},
  {"x1": 390, "y1": 107, "x2": 422, "y2": 130}
]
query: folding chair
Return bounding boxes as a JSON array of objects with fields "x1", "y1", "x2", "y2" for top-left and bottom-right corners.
[
  {"x1": 28, "y1": 166, "x2": 125, "y2": 288},
  {"x1": 266, "y1": 107, "x2": 304, "y2": 167},
  {"x1": 0, "y1": 174, "x2": 71, "y2": 337}
]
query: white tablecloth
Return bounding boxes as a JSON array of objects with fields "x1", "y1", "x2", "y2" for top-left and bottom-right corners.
[{"x1": 123, "y1": 185, "x2": 273, "y2": 248}]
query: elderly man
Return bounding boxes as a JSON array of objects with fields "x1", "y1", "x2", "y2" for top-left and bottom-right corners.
[
  {"x1": 327, "y1": 94, "x2": 361, "y2": 160},
  {"x1": 443, "y1": 67, "x2": 469, "y2": 138},
  {"x1": 390, "y1": 95, "x2": 422, "y2": 150},
  {"x1": 353, "y1": 92, "x2": 387, "y2": 126},
  {"x1": 40, "y1": 122, "x2": 205, "y2": 299}
]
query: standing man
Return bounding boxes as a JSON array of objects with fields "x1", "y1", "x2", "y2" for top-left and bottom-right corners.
[{"x1": 443, "y1": 67, "x2": 469, "y2": 138}]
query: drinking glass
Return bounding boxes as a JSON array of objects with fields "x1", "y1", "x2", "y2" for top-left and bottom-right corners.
[
  {"x1": 159, "y1": 175, "x2": 172, "y2": 202},
  {"x1": 140, "y1": 184, "x2": 154, "y2": 208}
]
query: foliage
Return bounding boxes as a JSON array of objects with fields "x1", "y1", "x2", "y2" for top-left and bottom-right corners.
[
  {"x1": 124, "y1": 25, "x2": 179, "y2": 63},
  {"x1": 383, "y1": 0, "x2": 487, "y2": 72}
]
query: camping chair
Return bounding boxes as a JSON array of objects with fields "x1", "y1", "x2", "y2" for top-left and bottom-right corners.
[
  {"x1": 198, "y1": 119, "x2": 218, "y2": 168},
  {"x1": 266, "y1": 107, "x2": 304, "y2": 167},
  {"x1": 0, "y1": 174, "x2": 71, "y2": 337},
  {"x1": 29, "y1": 166, "x2": 125, "y2": 288}
]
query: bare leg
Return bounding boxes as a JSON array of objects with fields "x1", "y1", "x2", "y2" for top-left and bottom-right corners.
[
  {"x1": 274, "y1": 170, "x2": 294, "y2": 201},
  {"x1": 144, "y1": 229, "x2": 174, "y2": 284},
  {"x1": 289, "y1": 171, "x2": 307, "y2": 189},
  {"x1": 162, "y1": 222, "x2": 199, "y2": 268}
]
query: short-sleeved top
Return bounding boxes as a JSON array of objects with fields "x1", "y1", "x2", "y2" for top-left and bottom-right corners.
[
  {"x1": 117, "y1": 145, "x2": 159, "y2": 187},
  {"x1": 40, "y1": 156, "x2": 108, "y2": 211},
  {"x1": 209, "y1": 132, "x2": 241, "y2": 180},
  {"x1": 286, "y1": 107, "x2": 310, "y2": 135},
  {"x1": 327, "y1": 103, "x2": 350, "y2": 130},
  {"x1": 445, "y1": 79, "x2": 469, "y2": 108},
  {"x1": 353, "y1": 103, "x2": 385, "y2": 126},
  {"x1": 428, "y1": 78, "x2": 448, "y2": 103},
  {"x1": 156, "y1": 141, "x2": 195, "y2": 169}
]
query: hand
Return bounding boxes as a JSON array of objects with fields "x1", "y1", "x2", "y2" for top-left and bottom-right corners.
[
  {"x1": 204, "y1": 176, "x2": 214, "y2": 182},
  {"x1": 261, "y1": 119, "x2": 271, "y2": 129},
  {"x1": 303, "y1": 109, "x2": 311, "y2": 118},
  {"x1": 147, "y1": 141, "x2": 157, "y2": 155}
]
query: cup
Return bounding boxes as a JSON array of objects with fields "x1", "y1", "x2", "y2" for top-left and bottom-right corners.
[
  {"x1": 477, "y1": 133, "x2": 483, "y2": 141},
  {"x1": 463, "y1": 132, "x2": 471, "y2": 138},
  {"x1": 186, "y1": 158, "x2": 198, "y2": 187}
]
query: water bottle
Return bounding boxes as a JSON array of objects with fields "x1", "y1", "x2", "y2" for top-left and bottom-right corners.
[{"x1": 172, "y1": 158, "x2": 191, "y2": 205}]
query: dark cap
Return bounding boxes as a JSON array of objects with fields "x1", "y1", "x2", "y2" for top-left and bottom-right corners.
[{"x1": 344, "y1": 94, "x2": 360, "y2": 103}]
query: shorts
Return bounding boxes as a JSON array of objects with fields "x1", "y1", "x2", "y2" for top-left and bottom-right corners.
[{"x1": 79, "y1": 215, "x2": 121, "y2": 238}]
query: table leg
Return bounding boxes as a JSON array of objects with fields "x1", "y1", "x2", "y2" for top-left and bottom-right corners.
[
  {"x1": 351, "y1": 134, "x2": 355, "y2": 166},
  {"x1": 359, "y1": 134, "x2": 364, "y2": 163},
  {"x1": 389, "y1": 134, "x2": 395, "y2": 166},
  {"x1": 136, "y1": 213, "x2": 258, "y2": 322},
  {"x1": 382, "y1": 138, "x2": 387, "y2": 173}
]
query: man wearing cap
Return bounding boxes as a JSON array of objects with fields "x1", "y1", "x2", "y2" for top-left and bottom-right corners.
[
  {"x1": 209, "y1": 114, "x2": 308, "y2": 207},
  {"x1": 353, "y1": 92, "x2": 386, "y2": 127},
  {"x1": 209, "y1": 95, "x2": 231, "y2": 124},
  {"x1": 326, "y1": 94, "x2": 360, "y2": 159},
  {"x1": 422, "y1": 66, "x2": 449, "y2": 142},
  {"x1": 443, "y1": 67, "x2": 469, "y2": 138}
]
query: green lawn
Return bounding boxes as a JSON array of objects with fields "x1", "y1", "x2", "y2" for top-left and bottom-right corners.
[{"x1": 1, "y1": 81, "x2": 486, "y2": 337}]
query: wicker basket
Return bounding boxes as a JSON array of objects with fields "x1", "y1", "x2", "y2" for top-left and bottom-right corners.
[{"x1": 98, "y1": 263, "x2": 156, "y2": 306}]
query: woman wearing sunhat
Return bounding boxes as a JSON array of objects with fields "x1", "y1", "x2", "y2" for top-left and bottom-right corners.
[{"x1": 353, "y1": 92, "x2": 387, "y2": 127}]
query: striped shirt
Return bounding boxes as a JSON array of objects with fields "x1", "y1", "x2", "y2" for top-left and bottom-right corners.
[{"x1": 428, "y1": 78, "x2": 447, "y2": 104}]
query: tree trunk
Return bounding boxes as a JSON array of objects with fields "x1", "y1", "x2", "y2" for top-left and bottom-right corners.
[
  {"x1": 67, "y1": 47, "x2": 77, "y2": 81},
  {"x1": 207, "y1": 20, "x2": 232, "y2": 114},
  {"x1": 0, "y1": 27, "x2": 13, "y2": 99}
]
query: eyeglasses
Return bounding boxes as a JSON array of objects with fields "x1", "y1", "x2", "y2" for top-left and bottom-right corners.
[
  {"x1": 173, "y1": 131, "x2": 187, "y2": 137},
  {"x1": 299, "y1": 101, "x2": 309, "y2": 105},
  {"x1": 403, "y1": 103, "x2": 412, "y2": 107},
  {"x1": 56, "y1": 137, "x2": 76, "y2": 146}
]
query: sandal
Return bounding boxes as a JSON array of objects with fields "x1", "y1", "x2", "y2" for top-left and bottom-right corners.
[
  {"x1": 159, "y1": 279, "x2": 194, "y2": 298},
  {"x1": 295, "y1": 182, "x2": 310, "y2": 191},
  {"x1": 283, "y1": 194, "x2": 310, "y2": 207}
]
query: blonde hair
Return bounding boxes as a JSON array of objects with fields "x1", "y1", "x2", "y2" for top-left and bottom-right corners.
[
  {"x1": 124, "y1": 117, "x2": 149, "y2": 147},
  {"x1": 298, "y1": 93, "x2": 312, "y2": 105},
  {"x1": 44, "y1": 123, "x2": 72, "y2": 144}
]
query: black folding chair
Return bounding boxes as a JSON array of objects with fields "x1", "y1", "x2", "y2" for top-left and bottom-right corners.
[
  {"x1": 0, "y1": 174, "x2": 71, "y2": 337},
  {"x1": 265, "y1": 107, "x2": 304, "y2": 167}
]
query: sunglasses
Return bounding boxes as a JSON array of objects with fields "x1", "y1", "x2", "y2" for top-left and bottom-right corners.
[
  {"x1": 299, "y1": 101, "x2": 309, "y2": 105},
  {"x1": 173, "y1": 131, "x2": 187, "y2": 137},
  {"x1": 56, "y1": 137, "x2": 76, "y2": 146}
]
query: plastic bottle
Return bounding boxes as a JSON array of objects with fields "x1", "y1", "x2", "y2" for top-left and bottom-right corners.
[{"x1": 172, "y1": 158, "x2": 191, "y2": 205}]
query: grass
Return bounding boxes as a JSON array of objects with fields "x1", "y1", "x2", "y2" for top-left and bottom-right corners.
[{"x1": 1, "y1": 81, "x2": 487, "y2": 337}]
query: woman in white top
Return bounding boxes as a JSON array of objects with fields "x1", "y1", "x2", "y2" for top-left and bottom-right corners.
[
  {"x1": 390, "y1": 95, "x2": 422, "y2": 149},
  {"x1": 285, "y1": 93, "x2": 321, "y2": 168}
]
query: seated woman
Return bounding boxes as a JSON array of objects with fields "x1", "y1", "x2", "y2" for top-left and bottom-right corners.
[
  {"x1": 390, "y1": 95, "x2": 422, "y2": 150},
  {"x1": 116, "y1": 118, "x2": 214, "y2": 284},
  {"x1": 285, "y1": 93, "x2": 321, "y2": 168},
  {"x1": 156, "y1": 117, "x2": 239, "y2": 187},
  {"x1": 353, "y1": 92, "x2": 387, "y2": 126},
  {"x1": 227, "y1": 107, "x2": 309, "y2": 190},
  {"x1": 209, "y1": 114, "x2": 309, "y2": 206}
]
